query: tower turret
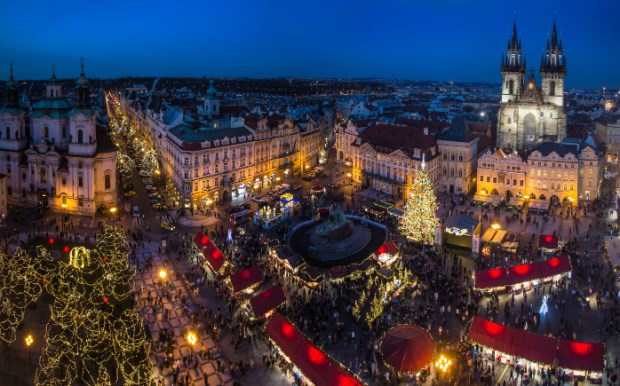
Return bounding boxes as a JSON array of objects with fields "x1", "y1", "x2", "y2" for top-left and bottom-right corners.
[
  {"x1": 6, "y1": 62, "x2": 19, "y2": 108},
  {"x1": 75, "y1": 58, "x2": 90, "y2": 108},
  {"x1": 46, "y1": 66, "x2": 63, "y2": 98},
  {"x1": 500, "y1": 22, "x2": 526, "y2": 103},
  {"x1": 540, "y1": 19, "x2": 567, "y2": 107}
]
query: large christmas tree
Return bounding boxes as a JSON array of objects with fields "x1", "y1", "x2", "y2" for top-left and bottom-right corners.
[{"x1": 399, "y1": 160, "x2": 439, "y2": 245}]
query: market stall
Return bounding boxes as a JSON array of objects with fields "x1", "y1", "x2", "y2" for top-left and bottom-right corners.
[
  {"x1": 538, "y1": 234, "x2": 559, "y2": 255},
  {"x1": 193, "y1": 232, "x2": 229, "y2": 276},
  {"x1": 468, "y1": 316, "x2": 604, "y2": 377},
  {"x1": 254, "y1": 194, "x2": 301, "y2": 230},
  {"x1": 230, "y1": 266, "x2": 264, "y2": 294},
  {"x1": 441, "y1": 214, "x2": 480, "y2": 251},
  {"x1": 473, "y1": 193, "x2": 502, "y2": 205},
  {"x1": 604, "y1": 236, "x2": 620, "y2": 270},
  {"x1": 249, "y1": 285, "x2": 287, "y2": 319},
  {"x1": 474, "y1": 256, "x2": 572, "y2": 292},
  {"x1": 265, "y1": 313, "x2": 363, "y2": 386},
  {"x1": 375, "y1": 240, "x2": 400, "y2": 265}
]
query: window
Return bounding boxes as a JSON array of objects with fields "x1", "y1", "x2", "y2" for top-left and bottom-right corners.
[
  {"x1": 520, "y1": 180, "x2": 524, "y2": 186},
  {"x1": 62, "y1": 177, "x2": 66, "y2": 186},
  {"x1": 62, "y1": 126, "x2": 67, "y2": 138},
  {"x1": 78, "y1": 197, "x2": 83, "y2": 207},
  {"x1": 78, "y1": 176, "x2": 83, "y2": 188},
  {"x1": 5, "y1": 127, "x2": 9, "y2": 139},
  {"x1": 40, "y1": 167, "x2": 46, "y2": 183},
  {"x1": 508, "y1": 79, "x2": 514, "y2": 94},
  {"x1": 459, "y1": 155, "x2": 463, "y2": 162},
  {"x1": 42, "y1": 126, "x2": 49, "y2": 138},
  {"x1": 549, "y1": 81, "x2": 556, "y2": 96},
  {"x1": 62, "y1": 196, "x2": 67, "y2": 206},
  {"x1": 7, "y1": 166, "x2": 11, "y2": 176},
  {"x1": 486, "y1": 176, "x2": 490, "y2": 183},
  {"x1": 104, "y1": 174, "x2": 111, "y2": 189},
  {"x1": 77, "y1": 129, "x2": 83, "y2": 144}
]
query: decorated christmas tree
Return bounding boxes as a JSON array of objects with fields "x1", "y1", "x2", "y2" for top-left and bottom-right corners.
[{"x1": 400, "y1": 156, "x2": 439, "y2": 245}]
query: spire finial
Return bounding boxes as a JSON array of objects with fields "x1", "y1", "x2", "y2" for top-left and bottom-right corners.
[
  {"x1": 80, "y1": 57, "x2": 85, "y2": 77},
  {"x1": 9, "y1": 61, "x2": 14, "y2": 81},
  {"x1": 421, "y1": 153, "x2": 426, "y2": 170}
]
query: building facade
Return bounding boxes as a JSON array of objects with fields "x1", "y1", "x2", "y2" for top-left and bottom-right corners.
[
  {"x1": 0, "y1": 64, "x2": 117, "y2": 215},
  {"x1": 497, "y1": 22, "x2": 567, "y2": 150}
]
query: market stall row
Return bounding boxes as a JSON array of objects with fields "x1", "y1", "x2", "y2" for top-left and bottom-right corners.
[
  {"x1": 266, "y1": 312, "x2": 364, "y2": 386},
  {"x1": 475, "y1": 256, "x2": 572, "y2": 291},
  {"x1": 468, "y1": 316, "x2": 604, "y2": 376}
]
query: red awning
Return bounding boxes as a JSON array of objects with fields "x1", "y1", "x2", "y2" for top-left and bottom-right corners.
[
  {"x1": 376, "y1": 241, "x2": 399, "y2": 256},
  {"x1": 475, "y1": 257, "x2": 572, "y2": 290},
  {"x1": 538, "y1": 256, "x2": 572, "y2": 278},
  {"x1": 557, "y1": 339, "x2": 605, "y2": 372},
  {"x1": 469, "y1": 317, "x2": 604, "y2": 372},
  {"x1": 380, "y1": 325, "x2": 435, "y2": 373},
  {"x1": 539, "y1": 234, "x2": 559, "y2": 249},
  {"x1": 230, "y1": 266, "x2": 263, "y2": 293},
  {"x1": 249, "y1": 285, "x2": 286, "y2": 318},
  {"x1": 265, "y1": 313, "x2": 362, "y2": 386}
]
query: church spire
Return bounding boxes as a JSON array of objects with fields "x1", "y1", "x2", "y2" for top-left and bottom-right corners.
[
  {"x1": 502, "y1": 21, "x2": 525, "y2": 73},
  {"x1": 540, "y1": 19, "x2": 566, "y2": 73},
  {"x1": 6, "y1": 62, "x2": 19, "y2": 107}
]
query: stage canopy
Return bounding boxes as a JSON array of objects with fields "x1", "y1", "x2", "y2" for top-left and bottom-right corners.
[
  {"x1": 230, "y1": 266, "x2": 264, "y2": 293},
  {"x1": 193, "y1": 232, "x2": 227, "y2": 273},
  {"x1": 380, "y1": 325, "x2": 435, "y2": 373},
  {"x1": 266, "y1": 313, "x2": 363, "y2": 386},
  {"x1": 249, "y1": 285, "x2": 286, "y2": 318},
  {"x1": 475, "y1": 256, "x2": 572, "y2": 290},
  {"x1": 468, "y1": 316, "x2": 604, "y2": 372},
  {"x1": 443, "y1": 214, "x2": 479, "y2": 236}
]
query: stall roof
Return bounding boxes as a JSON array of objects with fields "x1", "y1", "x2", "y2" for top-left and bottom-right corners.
[
  {"x1": 443, "y1": 215, "x2": 479, "y2": 234},
  {"x1": 249, "y1": 285, "x2": 286, "y2": 318},
  {"x1": 265, "y1": 313, "x2": 363, "y2": 386},
  {"x1": 475, "y1": 256, "x2": 571, "y2": 290},
  {"x1": 539, "y1": 235, "x2": 559, "y2": 250},
  {"x1": 194, "y1": 232, "x2": 227, "y2": 273},
  {"x1": 230, "y1": 266, "x2": 264, "y2": 293},
  {"x1": 557, "y1": 339, "x2": 605, "y2": 372},
  {"x1": 468, "y1": 317, "x2": 557, "y2": 365},
  {"x1": 604, "y1": 237, "x2": 620, "y2": 268},
  {"x1": 481, "y1": 228, "x2": 497, "y2": 243},
  {"x1": 388, "y1": 208, "x2": 404, "y2": 217},
  {"x1": 528, "y1": 200, "x2": 550, "y2": 211},
  {"x1": 469, "y1": 317, "x2": 604, "y2": 372},
  {"x1": 376, "y1": 241, "x2": 399, "y2": 256},
  {"x1": 490, "y1": 230, "x2": 507, "y2": 244},
  {"x1": 473, "y1": 194, "x2": 501, "y2": 204}
]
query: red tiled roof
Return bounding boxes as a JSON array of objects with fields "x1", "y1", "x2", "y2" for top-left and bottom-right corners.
[
  {"x1": 358, "y1": 124, "x2": 438, "y2": 158},
  {"x1": 249, "y1": 285, "x2": 286, "y2": 318}
]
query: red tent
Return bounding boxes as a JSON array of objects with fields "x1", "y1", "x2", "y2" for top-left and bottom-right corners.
[
  {"x1": 468, "y1": 317, "x2": 514, "y2": 354},
  {"x1": 193, "y1": 231, "x2": 227, "y2": 272},
  {"x1": 230, "y1": 266, "x2": 264, "y2": 293},
  {"x1": 474, "y1": 267, "x2": 509, "y2": 290},
  {"x1": 249, "y1": 285, "x2": 286, "y2": 318},
  {"x1": 508, "y1": 263, "x2": 539, "y2": 284},
  {"x1": 538, "y1": 256, "x2": 572, "y2": 278},
  {"x1": 509, "y1": 328, "x2": 558, "y2": 365},
  {"x1": 380, "y1": 325, "x2": 435, "y2": 373},
  {"x1": 293, "y1": 340, "x2": 333, "y2": 385},
  {"x1": 327, "y1": 365, "x2": 364, "y2": 386},
  {"x1": 557, "y1": 339, "x2": 605, "y2": 372},
  {"x1": 539, "y1": 234, "x2": 559, "y2": 249}
]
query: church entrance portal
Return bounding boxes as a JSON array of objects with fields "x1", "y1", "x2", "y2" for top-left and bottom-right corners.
[{"x1": 523, "y1": 113, "x2": 537, "y2": 148}]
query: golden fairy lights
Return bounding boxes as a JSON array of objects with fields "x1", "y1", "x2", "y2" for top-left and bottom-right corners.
[
  {"x1": 0, "y1": 225, "x2": 153, "y2": 385},
  {"x1": 435, "y1": 354, "x2": 452, "y2": 373}
]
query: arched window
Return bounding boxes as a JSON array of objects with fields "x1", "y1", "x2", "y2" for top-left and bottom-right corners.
[
  {"x1": 5, "y1": 127, "x2": 9, "y2": 139},
  {"x1": 42, "y1": 126, "x2": 49, "y2": 138},
  {"x1": 549, "y1": 81, "x2": 556, "y2": 96},
  {"x1": 458, "y1": 169, "x2": 463, "y2": 177},
  {"x1": 450, "y1": 169, "x2": 455, "y2": 176},
  {"x1": 77, "y1": 129, "x2": 83, "y2": 144},
  {"x1": 62, "y1": 126, "x2": 67, "y2": 138},
  {"x1": 40, "y1": 167, "x2": 47, "y2": 183},
  {"x1": 104, "y1": 174, "x2": 111, "y2": 189},
  {"x1": 508, "y1": 79, "x2": 514, "y2": 95}
]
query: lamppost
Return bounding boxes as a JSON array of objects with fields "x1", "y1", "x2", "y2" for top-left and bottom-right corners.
[
  {"x1": 159, "y1": 269, "x2": 167, "y2": 281},
  {"x1": 185, "y1": 330, "x2": 198, "y2": 347},
  {"x1": 435, "y1": 354, "x2": 452, "y2": 384},
  {"x1": 110, "y1": 207, "x2": 117, "y2": 222},
  {"x1": 25, "y1": 334, "x2": 33, "y2": 364}
]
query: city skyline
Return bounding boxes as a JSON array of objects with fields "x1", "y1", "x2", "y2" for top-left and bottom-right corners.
[{"x1": 2, "y1": 0, "x2": 620, "y2": 89}]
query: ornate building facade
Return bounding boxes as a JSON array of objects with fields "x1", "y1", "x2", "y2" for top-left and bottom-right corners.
[
  {"x1": 497, "y1": 22, "x2": 567, "y2": 150},
  {"x1": 0, "y1": 64, "x2": 117, "y2": 215}
]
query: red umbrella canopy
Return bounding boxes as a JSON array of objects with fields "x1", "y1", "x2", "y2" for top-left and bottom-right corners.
[{"x1": 380, "y1": 325, "x2": 435, "y2": 373}]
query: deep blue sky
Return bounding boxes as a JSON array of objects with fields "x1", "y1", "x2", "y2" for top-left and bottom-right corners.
[{"x1": 2, "y1": 0, "x2": 618, "y2": 89}]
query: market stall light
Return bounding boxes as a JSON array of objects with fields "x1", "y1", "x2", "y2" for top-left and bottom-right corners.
[
  {"x1": 25, "y1": 334, "x2": 33, "y2": 347},
  {"x1": 491, "y1": 223, "x2": 501, "y2": 230},
  {"x1": 185, "y1": 330, "x2": 198, "y2": 346},
  {"x1": 158, "y1": 269, "x2": 167, "y2": 280}
]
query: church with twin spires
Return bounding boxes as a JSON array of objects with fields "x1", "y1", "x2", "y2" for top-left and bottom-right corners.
[{"x1": 496, "y1": 21, "x2": 567, "y2": 151}]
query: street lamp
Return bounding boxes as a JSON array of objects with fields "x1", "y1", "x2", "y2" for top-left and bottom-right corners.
[
  {"x1": 491, "y1": 222, "x2": 501, "y2": 230},
  {"x1": 435, "y1": 354, "x2": 452, "y2": 373},
  {"x1": 159, "y1": 269, "x2": 167, "y2": 280},
  {"x1": 185, "y1": 330, "x2": 198, "y2": 347},
  {"x1": 25, "y1": 334, "x2": 33, "y2": 364}
]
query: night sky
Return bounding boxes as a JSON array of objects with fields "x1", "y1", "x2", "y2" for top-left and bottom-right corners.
[{"x1": 2, "y1": 0, "x2": 618, "y2": 89}]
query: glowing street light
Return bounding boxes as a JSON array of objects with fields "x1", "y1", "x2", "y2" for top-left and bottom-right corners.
[
  {"x1": 110, "y1": 207, "x2": 117, "y2": 214},
  {"x1": 185, "y1": 330, "x2": 198, "y2": 346},
  {"x1": 491, "y1": 223, "x2": 501, "y2": 230},
  {"x1": 159, "y1": 269, "x2": 167, "y2": 280},
  {"x1": 435, "y1": 354, "x2": 452, "y2": 373},
  {"x1": 25, "y1": 334, "x2": 34, "y2": 364}
]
